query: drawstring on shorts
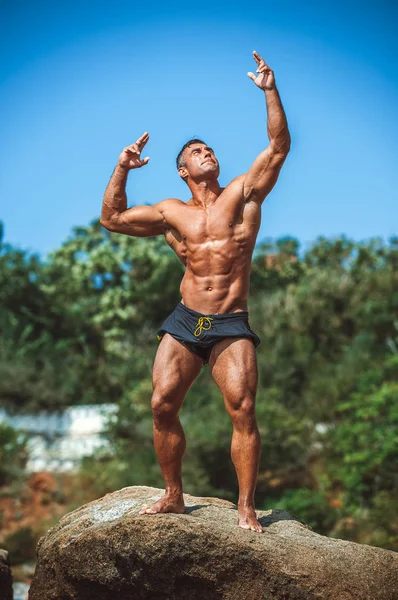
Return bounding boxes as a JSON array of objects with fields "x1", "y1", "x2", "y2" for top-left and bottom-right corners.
[{"x1": 194, "y1": 316, "x2": 214, "y2": 338}]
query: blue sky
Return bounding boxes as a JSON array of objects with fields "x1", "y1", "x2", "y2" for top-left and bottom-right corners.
[{"x1": 1, "y1": 0, "x2": 397, "y2": 258}]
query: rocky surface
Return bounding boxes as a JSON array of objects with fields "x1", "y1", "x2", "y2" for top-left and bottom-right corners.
[
  {"x1": 29, "y1": 486, "x2": 398, "y2": 600},
  {"x1": 0, "y1": 549, "x2": 13, "y2": 600}
]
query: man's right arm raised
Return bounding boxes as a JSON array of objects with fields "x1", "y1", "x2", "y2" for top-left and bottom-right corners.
[{"x1": 100, "y1": 132, "x2": 168, "y2": 237}]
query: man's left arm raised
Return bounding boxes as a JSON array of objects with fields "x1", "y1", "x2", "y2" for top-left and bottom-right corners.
[{"x1": 243, "y1": 51, "x2": 291, "y2": 204}]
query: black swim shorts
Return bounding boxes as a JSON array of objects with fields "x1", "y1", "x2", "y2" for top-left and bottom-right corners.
[{"x1": 156, "y1": 302, "x2": 260, "y2": 364}]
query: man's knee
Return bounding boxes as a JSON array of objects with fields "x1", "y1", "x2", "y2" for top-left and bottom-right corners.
[
  {"x1": 228, "y1": 395, "x2": 257, "y2": 429},
  {"x1": 151, "y1": 390, "x2": 181, "y2": 425}
]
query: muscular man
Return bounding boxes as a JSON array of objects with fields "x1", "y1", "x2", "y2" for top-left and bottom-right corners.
[{"x1": 101, "y1": 51, "x2": 290, "y2": 532}]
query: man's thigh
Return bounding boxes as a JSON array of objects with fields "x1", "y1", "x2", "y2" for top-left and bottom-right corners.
[
  {"x1": 208, "y1": 338, "x2": 258, "y2": 409},
  {"x1": 153, "y1": 333, "x2": 203, "y2": 407}
]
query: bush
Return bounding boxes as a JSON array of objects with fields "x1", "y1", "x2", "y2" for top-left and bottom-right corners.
[
  {"x1": 2, "y1": 526, "x2": 38, "y2": 565},
  {"x1": 0, "y1": 423, "x2": 28, "y2": 486},
  {"x1": 263, "y1": 488, "x2": 340, "y2": 534}
]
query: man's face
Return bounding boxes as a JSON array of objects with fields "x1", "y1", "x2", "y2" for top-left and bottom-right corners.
[{"x1": 179, "y1": 143, "x2": 220, "y2": 181}]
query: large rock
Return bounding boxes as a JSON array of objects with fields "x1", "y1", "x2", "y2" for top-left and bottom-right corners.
[
  {"x1": 0, "y1": 549, "x2": 13, "y2": 600},
  {"x1": 29, "y1": 486, "x2": 398, "y2": 600}
]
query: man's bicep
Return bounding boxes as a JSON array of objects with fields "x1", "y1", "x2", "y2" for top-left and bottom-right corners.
[
  {"x1": 122, "y1": 203, "x2": 167, "y2": 228},
  {"x1": 243, "y1": 147, "x2": 287, "y2": 204},
  {"x1": 109, "y1": 203, "x2": 168, "y2": 237}
]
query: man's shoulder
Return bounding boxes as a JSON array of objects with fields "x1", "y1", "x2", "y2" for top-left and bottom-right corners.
[
  {"x1": 158, "y1": 197, "x2": 186, "y2": 208},
  {"x1": 224, "y1": 174, "x2": 246, "y2": 191},
  {"x1": 218, "y1": 174, "x2": 246, "y2": 200},
  {"x1": 230, "y1": 174, "x2": 246, "y2": 183}
]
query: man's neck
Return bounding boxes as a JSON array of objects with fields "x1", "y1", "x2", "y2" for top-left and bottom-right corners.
[{"x1": 188, "y1": 179, "x2": 222, "y2": 208}]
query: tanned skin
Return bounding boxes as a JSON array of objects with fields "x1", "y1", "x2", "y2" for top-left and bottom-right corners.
[{"x1": 101, "y1": 52, "x2": 290, "y2": 532}]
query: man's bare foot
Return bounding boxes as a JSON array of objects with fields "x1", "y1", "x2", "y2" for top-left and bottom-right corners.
[
  {"x1": 238, "y1": 505, "x2": 263, "y2": 533},
  {"x1": 139, "y1": 494, "x2": 185, "y2": 515}
]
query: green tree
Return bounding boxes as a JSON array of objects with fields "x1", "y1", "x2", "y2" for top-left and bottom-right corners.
[
  {"x1": 1, "y1": 221, "x2": 397, "y2": 549},
  {"x1": 0, "y1": 423, "x2": 28, "y2": 486}
]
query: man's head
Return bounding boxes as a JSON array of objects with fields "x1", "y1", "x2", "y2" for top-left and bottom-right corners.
[{"x1": 176, "y1": 139, "x2": 220, "y2": 184}]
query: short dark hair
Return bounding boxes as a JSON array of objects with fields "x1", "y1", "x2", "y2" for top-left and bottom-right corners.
[{"x1": 176, "y1": 139, "x2": 207, "y2": 170}]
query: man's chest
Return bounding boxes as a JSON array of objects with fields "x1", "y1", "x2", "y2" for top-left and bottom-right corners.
[{"x1": 166, "y1": 198, "x2": 261, "y2": 245}]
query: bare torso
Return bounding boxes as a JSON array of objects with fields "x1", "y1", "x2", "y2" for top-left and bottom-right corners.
[
  {"x1": 160, "y1": 176, "x2": 261, "y2": 314},
  {"x1": 101, "y1": 58, "x2": 289, "y2": 318}
]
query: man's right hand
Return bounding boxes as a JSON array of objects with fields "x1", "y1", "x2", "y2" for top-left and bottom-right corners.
[{"x1": 118, "y1": 132, "x2": 150, "y2": 170}]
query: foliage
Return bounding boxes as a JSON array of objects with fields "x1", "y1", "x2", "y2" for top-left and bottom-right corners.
[
  {"x1": 0, "y1": 220, "x2": 183, "y2": 411},
  {"x1": 2, "y1": 526, "x2": 38, "y2": 565},
  {"x1": 0, "y1": 424, "x2": 29, "y2": 486},
  {"x1": 325, "y1": 376, "x2": 398, "y2": 509},
  {"x1": 267, "y1": 487, "x2": 340, "y2": 533},
  {"x1": 0, "y1": 219, "x2": 397, "y2": 549}
]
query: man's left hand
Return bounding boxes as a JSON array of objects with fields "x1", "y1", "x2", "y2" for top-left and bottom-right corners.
[{"x1": 247, "y1": 51, "x2": 275, "y2": 90}]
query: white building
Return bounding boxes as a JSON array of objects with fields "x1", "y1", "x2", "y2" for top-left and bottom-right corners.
[{"x1": 0, "y1": 404, "x2": 117, "y2": 472}]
